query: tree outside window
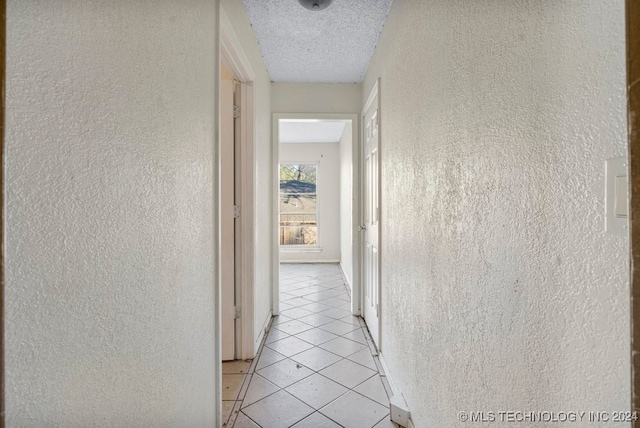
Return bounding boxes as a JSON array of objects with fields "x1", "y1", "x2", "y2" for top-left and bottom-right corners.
[{"x1": 279, "y1": 163, "x2": 317, "y2": 245}]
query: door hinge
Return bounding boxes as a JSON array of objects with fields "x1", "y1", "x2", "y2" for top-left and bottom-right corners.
[
  {"x1": 233, "y1": 104, "x2": 240, "y2": 119},
  {"x1": 233, "y1": 205, "x2": 241, "y2": 218},
  {"x1": 234, "y1": 306, "x2": 241, "y2": 319}
]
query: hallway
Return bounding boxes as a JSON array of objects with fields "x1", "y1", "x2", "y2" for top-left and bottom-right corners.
[{"x1": 223, "y1": 264, "x2": 396, "y2": 428}]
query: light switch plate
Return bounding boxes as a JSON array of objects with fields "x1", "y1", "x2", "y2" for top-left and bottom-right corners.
[{"x1": 606, "y1": 157, "x2": 628, "y2": 235}]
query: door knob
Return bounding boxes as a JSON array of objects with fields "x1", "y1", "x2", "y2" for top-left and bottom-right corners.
[{"x1": 358, "y1": 225, "x2": 367, "y2": 231}]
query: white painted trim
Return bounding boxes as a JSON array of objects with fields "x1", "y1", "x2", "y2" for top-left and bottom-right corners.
[
  {"x1": 360, "y1": 79, "x2": 381, "y2": 348},
  {"x1": 272, "y1": 116, "x2": 281, "y2": 315},
  {"x1": 363, "y1": 79, "x2": 380, "y2": 117},
  {"x1": 272, "y1": 113, "x2": 360, "y2": 317},
  {"x1": 238, "y1": 83, "x2": 256, "y2": 360},
  {"x1": 280, "y1": 261, "x2": 340, "y2": 264},
  {"x1": 255, "y1": 310, "x2": 273, "y2": 352},
  {"x1": 380, "y1": 352, "x2": 414, "y2": 428},
  {"x1": 378, "y1": 352, "x2": 398, "y2": 398},
  {"x1": 339, "y1": 263, "x2": 351, "y2": 289},
  {"x1": 220, "y1": 6, "x2": 255, "y2": 83},
  {"x1": 220, "y1": 4, "x2": 257, "y2": 360},
  {"x1": 280, "y1": 247, "x2": 323, "y2": 253},
  {"x1": 213, "y1": 3, "x2": 222, "y2": 427}
]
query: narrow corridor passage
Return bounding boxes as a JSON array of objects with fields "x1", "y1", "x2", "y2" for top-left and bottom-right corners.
[{"x1": 223, "y1": 264, "x2": 397, "y2": 428}]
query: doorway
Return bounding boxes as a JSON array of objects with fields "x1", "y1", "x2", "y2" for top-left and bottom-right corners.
[
  {"x1": 272, "y1": 114, "x2": 360, "y2": 316},
  {"x1": 219, "y1": 5, "x2": 257, "y2": 362}
]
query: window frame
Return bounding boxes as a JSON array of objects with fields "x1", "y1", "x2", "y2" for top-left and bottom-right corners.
[{"x1": 278, "y1": 161, "x2": 320, "y2": 247}]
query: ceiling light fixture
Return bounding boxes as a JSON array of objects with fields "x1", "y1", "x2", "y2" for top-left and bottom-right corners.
[{"x1": 298, "y1": 0, "x2": 333, "y2": 11}]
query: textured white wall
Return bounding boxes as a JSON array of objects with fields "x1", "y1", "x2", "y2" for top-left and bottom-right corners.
[
  {"x1": 272, "y1": 83, "x2": 362, "y2": 114},
  {"x1": 6, "y1": 1, "x2": 218, "y2": 425},
  {"x1": 280, "y1": 143, "x2": 341, "y2": 262},
  {"x1": 339, "y1": 124, "x2": 354, "y2": 288},
  {"x1": 364, "y1": 1, "x2": 629, "y2": 426},
  {"x1": 221, "y1": 0, "x2": 273, "y2": 352}
]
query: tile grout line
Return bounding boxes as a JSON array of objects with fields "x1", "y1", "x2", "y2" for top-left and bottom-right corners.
[{"x1": 235, "y1": 264, "x2": 391, "y2": 428}]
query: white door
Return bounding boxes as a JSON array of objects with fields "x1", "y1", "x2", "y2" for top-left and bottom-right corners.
[
  {"x1": 362, "y1": 81, "x2": 380, "y2": 349},
  {"x1": 221, "y1": 78, "x2": 235, "y2": 361}
]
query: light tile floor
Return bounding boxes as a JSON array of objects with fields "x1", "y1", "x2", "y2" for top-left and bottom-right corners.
[{"x1": 222, "y1": 263, "x2": 398, "y2": 428}]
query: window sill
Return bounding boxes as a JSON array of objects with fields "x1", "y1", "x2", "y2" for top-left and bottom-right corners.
[{"x1": 280, "y1": 246, "x2": 323, "y2": 253}]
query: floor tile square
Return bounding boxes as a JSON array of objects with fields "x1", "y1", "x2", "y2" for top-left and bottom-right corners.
[
  {"x1": 265, "y1": 328, "x2": 290, "y2": 344},
  {"x1": 281, "y1": 307, "x2": 314, "y2": 319},
  {"x1": 285, "y1": 373, "x2": 348, "y2": 409},
  {"x1": 256, "y1": 358, "x2": 314, "y2": 388},
  {"x1": 243, "y1": 390, "x2": 314, "y2": 428},
  {"x1": 291, "y1": 411, "x2": 343, "y2": 428},
  {"x1": 353, "y1": 374, "x2": 389, "y2": 406},
  {"x1": 342, "y1": 327, "x2": 368, "y2": 344},
  {"x1": 273, "y1": 319, "x2": 314, "y2": 336},
  {"x1": 320, "y1": 307, "x2": 353, "y2": 319},
  {"x1": 319, "y1": 391, "x2": 389, "y2": 428},
  {"x1": 319, "y1": 359, "x2": 376, "y2": 389},
  {"x1": 373, "y1": 417, "x2": 400, "y2": 428},
  {"x1": 299, "y1": 302, "x2": 333, "y2": 313},
  {"x1": 320, "y1": 289, "x2": 346, "y2": 297},
  {"x1": 241, "y1": 374, "x2": 280, "y2": 408},
  {"x1": 256, "y1": 347, "x2": 287, "y2": 370},
  {"x1": 233, "y1": 411, "x2": 260, "y2": 428},
  {"x1": 290, "y1": 347, "x2": 343, "y2": 372},
  {"x1": 271, "y1": 315, "x2": 293, "y2": 326},
  {"x1": 286, "y1": 288, "x2": 315, "y2": 297},
  {"x1": 302, "y1": 292, "x2": 332, "y2": 302},
  {"x1": 222, "y1": 374, "x2": 245, "y2": 400},
  {"x1": 281, "y1": 297, "x2": 312, "y2": 307},
  {"x1": 297, "y1": 313, "x2": 335, "y2": 327},
  {"x1": 323, "y1": 297, "x2": 351, "y2": 307},
  {"x1": 222, "y1": 360, "x2": 252, "y2": 374},
  {"x1": 319, "y1": 336, "x2": 367, "y2": 357},
  {"x1": 319, "y1": 320, "x2": 360, "y2": 336},
  {"x1": 294, "y1": 328, "x2": 340, "y2": 346},
  {"x1": 266, "y1": 335, "x2": 315, "y2": 357},
  {"x1": 278, "y1": 302, "x2": 293, "y2": 311},
  {"x1": 340, "y1": 315, "x2": 363, "y2": 326},
  {"x1": 346, "y1": 347, "x2": 377, "y2": 370},
  {"x1": 280, "y1": 292, "x2": 296, "y2": 301}
]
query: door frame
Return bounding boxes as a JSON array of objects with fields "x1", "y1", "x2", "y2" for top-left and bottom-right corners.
[
  {"x1": 627, "y1": 0, "x2": 640, "y2": 422},
  {"x1": 271, "y1": 113, "x2": 360, "y2": 316},
  {"x1": 361, "y1": 78, "x2": 382, "y2": 351},
  {"x1": 220, "y1": 5, "x2": 256, "y2": 360}
]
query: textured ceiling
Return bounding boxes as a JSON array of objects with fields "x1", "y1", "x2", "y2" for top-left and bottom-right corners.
[
  {"x1": 242, "y1": 0, "x2": 393, "y2": 83},
  {"x1": 279, "y1": 119, "x2": 348, "y2": 143}
]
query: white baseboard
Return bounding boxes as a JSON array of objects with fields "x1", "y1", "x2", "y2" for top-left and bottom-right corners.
[
  {"x1": 280, "y1": 259, "x2": 340, "y2": 264},
  {"x1": 338, "y1": 263, "x2": 351, "y2": 289},
  {"x1": 378, "y1": 352, "x2": 399, "y2": 397},
  {"x1": 254, "y1": 310, "x2": 273, "y2": 354},
  {"x1": 380, "y1": 352, "x2": 415, "y2": 428}
]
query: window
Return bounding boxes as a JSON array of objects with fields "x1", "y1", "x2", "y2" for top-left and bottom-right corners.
[{"x1": 279, "y1": 163, "x2": 317, "y2": 245}]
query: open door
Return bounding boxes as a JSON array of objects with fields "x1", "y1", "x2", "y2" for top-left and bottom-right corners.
[{"x1": 362, "y1": 80, "x2": 381, "y2": 349}]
